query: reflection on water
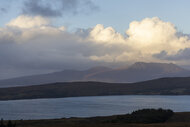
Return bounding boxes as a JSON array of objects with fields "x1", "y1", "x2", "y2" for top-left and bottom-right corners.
[{"x1": 0, "y1": 95, "x2": 190, "y2": 120}]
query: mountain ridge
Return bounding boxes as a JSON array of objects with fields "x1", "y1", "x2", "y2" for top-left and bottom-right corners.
[
  {"x1": 86, "y1": 62, "x2": 190, "y2": 83},
  {"x1": 0, "y1": 62, "x2": 190, "y2": 87},
  {"x1": 1, "y1": 76, "x2": 190, "y2": 100}
]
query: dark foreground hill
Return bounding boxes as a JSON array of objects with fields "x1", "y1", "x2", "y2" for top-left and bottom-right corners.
[
  {"x1": 4, "y1": 109, "x2": 190, "y2": 127},
  {"x1": 1, "y1": 77, "x2": 190, "y2": 100},
  {"x1": 1, "y1": 62, "x2": 190, "y2": 88}
]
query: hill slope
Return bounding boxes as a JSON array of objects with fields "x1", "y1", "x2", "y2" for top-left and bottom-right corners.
[
  {"x1": 1, "y1": 77, "x2": 190, "y2": 100},
  {"x1": 87, "y1": 62, "x2": 190, "y2": 82},
  {"x1": 10, "y1": 112, "x2": 190, "y2": 127},
  {"x1": 0, "y1": 62, "x2": 190, "y2": 88},
  {"x1": 0, "y1": 66, "x2": 112, "y2": 87}
]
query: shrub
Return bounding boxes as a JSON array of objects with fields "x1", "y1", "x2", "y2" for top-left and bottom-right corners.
[
  {"x1": 114, "y1": 108, "x2": 174, "y2": 124},
  {"x1": 0, "y1": 119, "x2": 16, "y2": 127}
]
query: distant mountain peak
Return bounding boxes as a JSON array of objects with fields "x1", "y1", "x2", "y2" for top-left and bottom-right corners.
[
  {"x1": 87, "y1": 66, "x2": 112, "y2": 72},
  {"x1": 0, "y1": 62, "x2": 190, "y2": 87},
  {"x1": 129, "y1": 62, "x2": 185, "y2": 73},
  {"x1": 132, "y1": 62, "x2": 176, "y2": 66},
  {"x1": 84, "y1": 66, "x2": 112, "y2": 79}
]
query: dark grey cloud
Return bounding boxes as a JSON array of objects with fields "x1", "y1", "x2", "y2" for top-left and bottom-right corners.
[
  {"x1": 0, "y1": 8, "x2": 7, "y2": 13},
  {"x1": 22, "y1": 0, "x2": 62, "y2": 17},
  {"x1": 60, "y1": 0, "x2": 99, "y2": 15},
  {"x1": 75, "y1": 28, "x2": 92, "y2": 38},
  {"x1": 176, "y1": 32, "x2": 190, "y2": 39},
  {"x1": 0, "y1": 0, "x2": 16, "y2": 14},
  {"x1": 153, "y1": 48, "x2": 190, "y2": 61},
  {"x1": 153, "y1": 51, "x2": 168, "y2": 59},
  {"x1": 22, "y1": 0, "x2": 99, "y2": 17},
  {"x1": 0, "y1": 26, "x2": 115, "y2": 79},
  {"x1": 60, "y1": 0, "x2": 78, "y2": 15}
]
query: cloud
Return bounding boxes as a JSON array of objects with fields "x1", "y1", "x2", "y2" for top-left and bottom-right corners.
[
  {"x1": 22, "y1": 0, "x2": 62, "y2": 17},
  {"x1": 88, "y1": 17, "x2": 190, "y2": 63},
  {"x1": 1, "y1": 15, "x2": 190, "y2": 79},
  {"x1": 22, "y1": 0, "x2": 99, "y2": 17},
  {"x1": 59, "y1": 0, "x2": 99, "y2": 15},
  {"x1": 0, "y1": 8, "x2": 7, "y2": 13},
  {"x1": 6, "y1": 15, "x2": 50, "y2": 29},
  {"x1": 0, "y1": 15, "x2": 101, "y2": 78},
  {"x1": 89, "y1": 24, "x2": 125, "y2": 44},
  {"x1": 126, "y1": 17, "x2": 190, "y2": 55},
  {"x1": 154, "y1": 48, "x2": 190, "y2": 61}
]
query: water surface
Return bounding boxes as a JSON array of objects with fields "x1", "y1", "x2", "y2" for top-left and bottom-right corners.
[{"x1": 0, "y1": 95, "x2": 190, "y2": 120}]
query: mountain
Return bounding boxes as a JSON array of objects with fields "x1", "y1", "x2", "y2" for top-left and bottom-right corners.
[
  {"x1": 1, "y1": 77, "x2": 190, "y2": 100},
  {"x1": 87, "y1": 62, "x2": 190, "y2": 83},
  {"x1": 0, "y1": 62, "x2": 190, "y2": 88},
  {"x1": 0, "y1": 66, "x2": 112, "y2": 88}
]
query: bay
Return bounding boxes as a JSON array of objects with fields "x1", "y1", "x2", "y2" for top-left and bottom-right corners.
[{"x1": 0, "y1": 95, "x2": 190, "y2": 120}]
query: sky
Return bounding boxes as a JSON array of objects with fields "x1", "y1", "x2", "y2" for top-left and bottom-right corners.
[{"x1": 1, "y1": 0, "x2": 190, "y2": 79}]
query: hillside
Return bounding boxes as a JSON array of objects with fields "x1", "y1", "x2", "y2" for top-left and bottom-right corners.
[
  {"x1": 0, "y1": 62, "x2": 190, "y2": 88},
  {"x1": 1, "y1": 77, "x2": 190, "y2": 100},
  {"x1": 86, "y1": 62, "x2": 190, "y2": 82},
  {"x1": 5, "y1": 111, "x2": 190, "y2": 127},
  {"x1": 0, "y1": 66, "x2": 112, "y2": 88}
]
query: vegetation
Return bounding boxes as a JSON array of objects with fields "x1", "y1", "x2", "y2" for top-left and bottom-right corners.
[
  {"x1": 0, "y1": 119, "x2": 16, "y2": 127},
  {"x1": 111, "y1": 108, "x2": 174, "y2": 123},
  {"x1": 0, "y1": 77, "x2": 190, "y2": 100},
  {"x1": 2, "y1": 109, "x2": 190, "y2": 127}
]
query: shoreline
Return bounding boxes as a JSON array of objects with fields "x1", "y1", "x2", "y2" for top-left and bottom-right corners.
[{"x1": 1, "y1": 94, "x2": 190, "y2": 101}]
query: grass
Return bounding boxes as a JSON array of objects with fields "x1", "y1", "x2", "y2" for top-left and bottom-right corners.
[{"x1": 3, "y1": 109, "x2": 190, "y2": 127}]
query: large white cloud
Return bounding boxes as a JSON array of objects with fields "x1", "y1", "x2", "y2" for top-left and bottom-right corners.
[
  {"x1": 126, "y1": 17, "x2": 190, "y2": 55},
  {"x1": 0, "y1": 15, "x2": 190, "y2": 79},
  {"x1": 88, "y1": 17, "x2": 190, "y2": 63}
]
